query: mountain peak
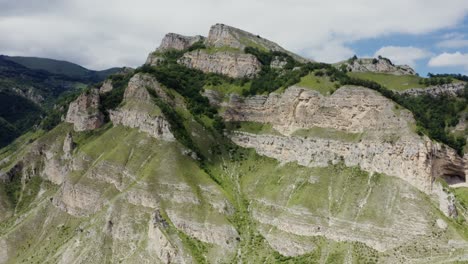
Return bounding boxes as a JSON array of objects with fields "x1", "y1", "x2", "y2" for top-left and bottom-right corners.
[{"x1": 157, "y1": 33, "x2": 205, "y2": 52}]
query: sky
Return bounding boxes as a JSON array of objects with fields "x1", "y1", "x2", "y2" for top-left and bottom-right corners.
[{"x1": 1, "y1": 0, "x2": 468, "y2": 76}]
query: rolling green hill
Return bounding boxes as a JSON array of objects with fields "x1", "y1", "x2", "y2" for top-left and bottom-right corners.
[{"x1": 3, "y1": 55, "x2": 121, "y2": 82}]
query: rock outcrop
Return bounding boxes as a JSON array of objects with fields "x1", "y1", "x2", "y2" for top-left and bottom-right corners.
[
  {"x1": 399, "y1": 82, "x2": 467, "y2": 97},
  {"x1": 110, "y1": 73, "x2": 175, "y2": 141},
  {"x1": 147, "y1": 24, "x2": 308, "y2": 77},
  {"x1": 99, "y1": 79, "x2": 113, "y2": 94},
  {"x1": 178, "y1": 50, "x2": 262, "y2": 78},
  {"x1": 146, "y1": 33, "x2": 205, "y2": 66},
  {"x1": 206, "y1": 24, "x2": 307, "y2": 63},
  {"x1": 338, "y1": 57, "x2": 416, "y2": 75},
  {"x1": 65, "y1": 88, "x2": 104, "y2": 131},
  {"x1": 158, "y1": 33, "x2": 205, "y2": 52},
  {"x1": 224, "y1": 86, "x2": 466, "y2": 193},
  {"x1": 62, "y1": 132, "x2": 74, "y2": 159},
  {"x1": 224, "y1": 86, "x2": 413, "y2": 135}
]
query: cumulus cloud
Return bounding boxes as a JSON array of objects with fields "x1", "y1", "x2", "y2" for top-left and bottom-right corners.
[
  {"x1": 428, "y1": 52, "x2": 468, "y2": 68},
  {"x1": 373, "y1": 46, "x2": 431, "y2": 67},
  {"x1": 0, "y1": 0, "x2": 467, "y2": 69}
]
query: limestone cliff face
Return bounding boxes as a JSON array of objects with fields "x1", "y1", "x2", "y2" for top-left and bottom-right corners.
[
  {"x1": 99, "y1": 79, "x2": 113, "y2": 94},
  {"x1": 158, "y1": 33, "x2": 205, "y2": 51},
  {"x1": 146, "y1": 33, "x2": 205, "y2": 66},
  {"x1": 206, "y1": 23, "x2": 308, "y2": 63},
  {"x1": 147, "y1": 24, "x2": 308, "y2": 77},
  {"x1": 206, "y1": 23, "x2": 279, "y2": 50},
  {"x1": 65, "y1": 88, "x2": 104, "y2": 132},
  {"x1": 12, "y1": 87, "x2": 44, "y2": 104},
  {"x1": 338, "y1": 57, "x2": 416, "y2": 75},
  {"x1": 110, "y1": 73, "x2": 175, "y2": 141},
  {"x1": 224, "y1": 86, "x2": 466, "y2": 194},
  {"x1": 178, "y1": 50, "x2": 262, "y2": 78},
  {"x1": 224, "y1": 86, "x2": 412, "y2": 135},
  {"x1": 399, "y1": 82, "x2": 467, "y2": 97}
]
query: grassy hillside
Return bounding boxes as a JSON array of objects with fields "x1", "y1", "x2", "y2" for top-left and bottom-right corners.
[
  {"x1": 296, "y1": 70, "x2": 340, "y2": 95},
  {"x1": 0, "y1": 42, "x2": 467, "y2": 262},
  {"x1": 347, "y1": 72, "x2": 422, "y2": 91},
  {"x1": 1, "y1": 118, "x2": 466, "y2": 263},
  {"x1": 0, "y1": 117, "x2": 18, "y2": 148}
]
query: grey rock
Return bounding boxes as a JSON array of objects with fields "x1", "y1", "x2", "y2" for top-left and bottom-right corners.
[
  {"x1": 99, "y1": 79, "x2": 113, "y2": 94},
  {"x1": 337, "y1": 57, "x2": 416, "y2": 75},
  {"x1": 65, "y1": 89, "x2": 104, "y2": 132},
  {"x1": 178, "y1": 50, "x2": 261, "y2": 78},
  {"x1": 399, "y1": 82, "x2": 466, "y2": 97}
]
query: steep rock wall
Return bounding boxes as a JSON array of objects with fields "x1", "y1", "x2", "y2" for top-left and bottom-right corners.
[
  {"x1": 178, "y1": 50, "x2": 261, "y2": 78},
  {"x1": 110, "y1": 73, "x2": 175, "y2": 141},
  {"x1": 224, "y1": 86, "x2": 466, "y2": 193},
  {"x1": 65, "y1": 88, "x2": 104, "y2": 132}
]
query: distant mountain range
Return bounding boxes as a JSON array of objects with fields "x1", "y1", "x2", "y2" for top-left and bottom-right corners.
[
  {"x1": 3, "y1": 55, "x2": 121, "y2": 82},
  {"x1": 0, "y1": 55, "x2": 123, "y2": 147}
]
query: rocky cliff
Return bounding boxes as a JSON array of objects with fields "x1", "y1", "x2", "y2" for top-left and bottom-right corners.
[
  {"x1": 99, "y1": 79, "x2": 113, "y2": 94},
  {"x1": 147, "y1": 23, "x2": 308, "y2": 78},
  {"x1": 158, "y1": 33, "x2": 205, "y2": 52},
  {"x1": 178, "y1": 50, "x2": 262, "y2": 78},
  {"x1": 109, "y1": 73, "x2": 175, "y2": 141},
  {"x1": 146, "y1": 33, "x2": 205, "y2": 66},
  {"x1": 65, "y1": 88, "x2": 104, "y2": 131},
  {"x1": 223, "y1": 86, "x2": 466, "y2": 194},
  {"x1": 399, "y1": 82, "x2": 467, "y2": 97},
  {"x1": 337, "y1": 57, "x2": 416, "y2": 75}
]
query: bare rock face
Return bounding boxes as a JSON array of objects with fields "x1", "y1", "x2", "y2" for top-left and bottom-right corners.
[
  {"x1": 205, "y1": 24, "x2": 308, "y2": 62},
  {"x1": 62, "y1": 132, "x2": 74, "y2": 159},
  {"x1": 99, "y1": 79, "x2": 113, "y2": 94},
  {"x1": 147, "y1": 24, "x2": 308, "y2": 77},
  {"x1": 270, "y1": 56, "x2": 288, "y2": 69},
  {"x1": 110, "y1": 73, "x2": 175, "y2": 141},
  {"x1": 202, "y1": 89, "x2": 222, "y2": 106},
  {"x1": 338, "y1": 57, "x2": 416, "y2": 75},
  {"x1": 65, "y1": 89, "x2": 104, "y2": 132},
  {"x1": 224, "y1": 86, "x2": 413, "y2": 135},
  {"x1": 12, "y1": 87, "x2": 44, "y2": 104},
  {"x1": 224, "y1": 86, "x2": 466, "y2": 193},
  {"x1": 178, "y1": 50, "x2": 261, "y2": 78},
  {"x1": 399, "y1": 82, "x2": 467, "y2": 97},
  {"x1": 146, "y1": 33, "x2": 205, "y2": 66},
  {"x1": 158, "y1": 33, "x2": 205, "y2": 52}
]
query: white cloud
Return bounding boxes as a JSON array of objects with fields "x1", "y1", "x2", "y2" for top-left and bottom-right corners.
[
  {"x1": 437, "y1": 33, "x2": 468, "y2": 48},
  {"x1": 437, "y1": 39, "x2": 468, "y2": 48},
  {"x1": 0, "y1": 0, "x2": 467, "y2": 69},
  {"x1": 428, "y1": 52, "x2": 468, "y2": 68},
  {"x1": 373, "y1": 46, "x2": 431, "y2": 67},
  {"x1": 304, "y1": 40, "x2": 355, "y2": 63}
]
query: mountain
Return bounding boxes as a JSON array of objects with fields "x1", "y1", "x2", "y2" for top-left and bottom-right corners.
[
  {"x1": 0, "y1": 55, "x2": 124, "y2": 148},
  {"x1": 3, "y1": 55, "x2": 122, "y2": 82},
  {"x1": 0, "y1": 24, "x2": 467, "y2": 263}
]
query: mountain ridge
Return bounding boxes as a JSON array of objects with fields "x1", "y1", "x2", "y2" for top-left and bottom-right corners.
[{"x1": 0, "y1": 23, "x2": 467, "y2": 263}]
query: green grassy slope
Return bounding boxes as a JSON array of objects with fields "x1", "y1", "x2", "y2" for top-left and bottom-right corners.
[
  {"x1": 0, "y1": 43, "x2": 467, "y2": 263},
  {"x1": 296, "y1": 71, "x2": 339, "y2": 95},
  {"x1": 348, "y1": 72, "x2": 423, "y2": 91}
]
